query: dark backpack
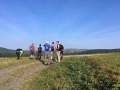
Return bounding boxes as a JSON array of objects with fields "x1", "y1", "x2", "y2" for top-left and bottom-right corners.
[
  {"x1": 38, "y1": 47, "x2": 42, "y2": 52},
  {"x1": 51, "y1": 46, "x2": 54, "y2": 51},
  {"x1": 59, "y1": 44, "x2": 64, "y2": 51},
  {"x1": 16, "y1": 49, "x2": 22, "y2": 52}
]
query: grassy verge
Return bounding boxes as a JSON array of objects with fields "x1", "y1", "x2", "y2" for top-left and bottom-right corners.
[
  {"x1": 0, "y1": 57, "x2": 43, "y2": 70},
  {"x1": 21, "y1": 53, "x2": 120, "y2": 90}
]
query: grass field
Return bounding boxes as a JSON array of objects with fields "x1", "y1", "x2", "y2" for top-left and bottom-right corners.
[
  {"x1": 0, "y1": 57, "x2": 38, "y2": 70},
  {"x1": 21, "y1": 53, "x2": 120, "y2": 90},
  {"x1": 0, "y1": 56, "x2": 46, "y2": 90}
]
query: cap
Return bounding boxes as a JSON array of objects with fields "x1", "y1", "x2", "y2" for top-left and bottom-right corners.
[{"x1": 46, "y1": 41, "x2": 49, "y2": 44}]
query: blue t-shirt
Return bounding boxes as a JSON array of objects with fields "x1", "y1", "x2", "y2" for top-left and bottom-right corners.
[{"x1": 44, "y1": 44, "x2": 50, "y2": 51}]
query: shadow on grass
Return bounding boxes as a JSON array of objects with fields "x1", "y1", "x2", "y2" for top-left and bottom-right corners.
[
  {"x1": 39, "y1": 59, "x2": 45, "y2": 65},
  {"x1": 39, "y1": 58, "x2": 56, "y2": 66}
]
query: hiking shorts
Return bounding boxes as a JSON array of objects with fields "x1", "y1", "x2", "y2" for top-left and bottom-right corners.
[
  {"x1": 37, "y1": 52, "x2": 42, "y2": 56},
  {"x1": 30, "y1": 50, "x2": 34, "y2": 55},
  {"x1": 16, "y1": 52, "x2": 20, "y2": 56}
]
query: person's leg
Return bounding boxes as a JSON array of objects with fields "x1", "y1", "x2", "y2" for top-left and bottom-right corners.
[
  {"x1": 50, "y1": 52, "x2": 53, "y2": 60},
  {"x1": 56, "y1": 51, "x2": 59, "y2": 61},
  {"x1": 16, "y1": 52, "x2": 19, "y2": 60},
  {"x1": 39, "y1": 52, "x2": 41, "y2": 60},
  {"x1": 52, "y1": 51, "x2": 54, "y2": 60},
  {"x1": 37, "y1": 52, "x2": 40, "y2": 60},
  {"x1": 57, "y1": 51, "x2": 60, "y2": 62},
  {"x1": 60, "y1": 51, "x2": 63, "y2": 60},
  {"x1": 53, "y1": 51, "x2": 57, "y2": 61},
  {"x1": 17, "y1": 52, "x2": 20, "y2": 60},
  {"x1": 47, "y1": 52, "x2": 50, "y2": 65},
  {"x1": 36, "y1": 52, "x2": 38, "y2": 60},
  {"x1": 30, "y1": 51, "x2": 34, "y2": 58},
  {"x1": 30, "y1": 51, "x2": 32, "y2": 58},
  {"x1": 18, "y1": 53, "x2": 20, "y2": 60},
  {"x1": 32, "y1": 51, "x2": 35, "y2": 58},
  {"x1": 55, "y1": 51, "x2": 58, "y2": 61},
  {"x1": 44, "y1": 52, "x2": 47, "y2": 65}
]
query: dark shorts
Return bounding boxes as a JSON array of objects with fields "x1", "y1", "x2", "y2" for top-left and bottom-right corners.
[
  {"x1": 30, "y1": 50, "x2": 34, "y2": 55},
  {"x1": 37, "y1": 52, "x2": 42, "y2": 56},
  {"x1": 16, "y1": 52, "x2": 20, "y2": 56}
]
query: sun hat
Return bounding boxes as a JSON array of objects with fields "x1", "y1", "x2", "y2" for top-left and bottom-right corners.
[{"x1": 46, "y1": 41, "x2": 49, "y2": 44}]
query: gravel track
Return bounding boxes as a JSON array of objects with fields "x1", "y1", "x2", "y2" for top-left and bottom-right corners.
[{"x1": 0, "y1": 61, "x2": 46, "y2": 90}]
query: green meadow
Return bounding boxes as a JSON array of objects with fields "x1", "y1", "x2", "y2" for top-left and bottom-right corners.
[
  {"x1": 0, "y1": 57, "x2": 40, "y2": 70},
  {"x1": 21, "y1": 53, "x2": 120, "y2": 90}
]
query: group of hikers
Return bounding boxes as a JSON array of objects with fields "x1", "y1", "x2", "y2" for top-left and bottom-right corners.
[{"x1": 16, "y1": 41, "x2": 64, "y2": 66}]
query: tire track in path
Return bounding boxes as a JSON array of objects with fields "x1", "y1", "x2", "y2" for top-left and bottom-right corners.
[{"x1": 0, "y1": 61, "x2": 47, "y2": 90}]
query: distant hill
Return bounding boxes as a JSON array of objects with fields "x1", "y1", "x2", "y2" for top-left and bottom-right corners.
[
  {"x1": 65, "y1": 49, "x2": 120, "y2": 55},
  {"x1": 0, "y1": 47, "x2": 30, "y2": 54},
  {"x1": 64, "y1": 48, "x2": 88, "y2": 54},
  {"x1": 0, "y1": 47, "x2": 15, "y2": 53},
  {"x1": 0, "y1": 47, "x2": 120, "y2": 55},
  {"x1": 0, "y1": 47, "x2": 88, "y2": 53}
]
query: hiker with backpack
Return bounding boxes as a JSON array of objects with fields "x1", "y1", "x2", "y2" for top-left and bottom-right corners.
[
  {"x1": 29, "y1": 43, "x2": 35, "y2": 59},
  {"x1": 60, "y1": 43, "x2": 64, "y2": 60},
  {"x1": 36, "y1": 44, "x2": 42, "y2": 60},
  {"x1": 56, "y1": 41, "x2": 64, "y2": 62},
  {"x1": 16, "y1": 48, "x2": 23, "y2": 60},
  {"x1": 50, "y1": 42, "x2": 57, "y2": 60},
  {"x1": 43, "y1": 41, "x2": 51, "y2": 66}
]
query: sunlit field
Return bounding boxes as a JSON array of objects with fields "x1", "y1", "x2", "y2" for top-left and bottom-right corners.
[
  {"x1": 0, "y1": 57, "x2": 43, "y2": 70},
  {"x1": 21, "y1": 53, "x2": 120, "y2": 90}
]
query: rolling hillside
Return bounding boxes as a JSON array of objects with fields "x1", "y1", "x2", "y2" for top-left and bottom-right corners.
[
  {"x1": 0, "y1": 47, "x2": 87, "y2": 53},
  {"x1": 0, "y1": 47, "x2": 120, "y2": 55},
  {"x1": 0, "y1": 47, "x2": 15, "y2": 53},
  {"x1": 64, "y1": 48, "x2": 88, "y2": 54}
]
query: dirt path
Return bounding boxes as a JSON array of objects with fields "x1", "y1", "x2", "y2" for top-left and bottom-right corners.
[{"x1": 0, "y1": 60, "x2": 47, "y2": 90}]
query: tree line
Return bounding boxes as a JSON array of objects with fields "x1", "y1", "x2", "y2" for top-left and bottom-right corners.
[
  {"x1": 0, "y1": 49, "x2": 120, "y2": 57},
  {"x1": 65, "y1": 49, "x2": 120, "y2": 55}
]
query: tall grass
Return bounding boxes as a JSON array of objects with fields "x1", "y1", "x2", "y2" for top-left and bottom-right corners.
[
  {"x1": 0, "y1": 57, "x2": 43, "y2": 70},
  {"x1": 21, "y1": 53, "x2": 120, "y2": 90}
]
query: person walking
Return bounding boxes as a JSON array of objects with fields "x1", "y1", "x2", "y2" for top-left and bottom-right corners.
[
  {"x1": 56, "y1": 41, "x2": 61, "y2": 62},
  {"x1": 43, "y1": 41, "x2": 51, "y2": 66},
  {"x1": 36, "y1": 44, "x2": 42, "y2": 60},
  {"x1": 29, "y1": 43, "x2": 35, "y2": 59},
  {"x1": 56, "y1": 41, "x2": 64, "y2": 62},
  {"x1": 50, "y1": 42, "x2": 56, "y2": 60},
  {"x1": 60, "y1": 44, "x2": 64, "y2": 60},
  {"x1": 16, "y1": 48, "x2": 23, "y2": 60}
]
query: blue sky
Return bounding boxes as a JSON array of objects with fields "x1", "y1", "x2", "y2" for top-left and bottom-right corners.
[{"x1": 0, "y1": 0, "x2": 120, "y2": 50}]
